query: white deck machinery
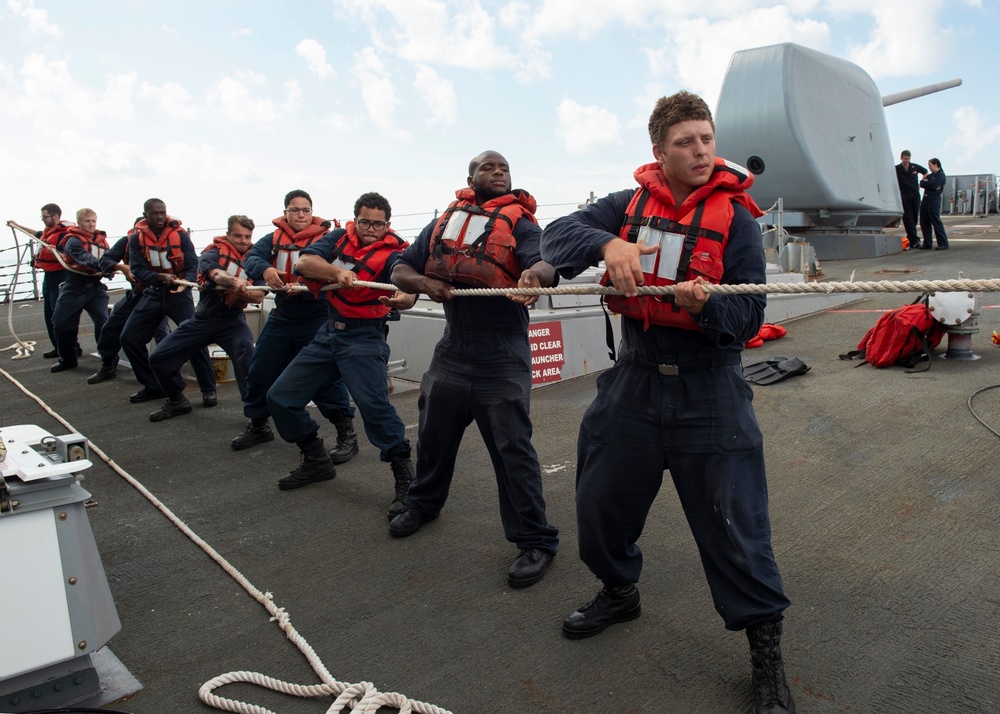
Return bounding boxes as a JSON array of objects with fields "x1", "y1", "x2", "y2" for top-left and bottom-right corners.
[{"x1": 0, "y1": 425, "x2": 122, "y2": 712}]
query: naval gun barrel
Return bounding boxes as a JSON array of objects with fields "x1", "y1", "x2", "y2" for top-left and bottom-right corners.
[{"x1": 882, "y1": 78, "x2": 962, "y2": 107}]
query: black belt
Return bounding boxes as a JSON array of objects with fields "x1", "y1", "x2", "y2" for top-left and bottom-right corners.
[
  {"x1": 329, "y1": 315, "x2": 385, "y2": 331},
  {"x1": 620, "y1": 350, "x2": 741, "y2": 376}
]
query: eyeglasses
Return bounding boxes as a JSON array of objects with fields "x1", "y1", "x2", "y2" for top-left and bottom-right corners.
[
  {"x1": 356, "y1": 219, "x2": 387, "y2": 231},
  {"x1": 286, "y1": 207, "x2": 313, "y2": 215},
  {"x1": 41, "y1": 214, "x2": 54, "y2": 220}
]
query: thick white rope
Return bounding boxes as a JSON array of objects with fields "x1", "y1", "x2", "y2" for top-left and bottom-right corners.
[
  {"x1": 0, "y1": 367, "x2": 453, "y2": 714},
  {"x1": 236, "y1": 277, "x2": 1000, "y2": 297},
  {"x1": 8, "y1": 222, "x2": 93, "y2": 275}
]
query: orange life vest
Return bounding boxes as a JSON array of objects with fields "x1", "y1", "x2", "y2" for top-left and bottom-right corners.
[
  {"x1": 306, "y1": 222, "x2": 408, "y2": 320},
  {"x1": 604, "y1": 159, "x2": 763, "y2": 331},
  {"x1": 33, "y1": 221, "x2": 75, "y2": 272},
  {"x1": 269, "y1": 216, "x2": 333, "y2": 285},
  {"x1": 61, "y1": 226, "x2": 109, "y2": 275},
  {"x1": 198, "y1": 236, "x2": 250, "y2": 309},
  {"x1": 135, "y1": 217, "x2": 187, "y2": 275},
  {"x1": 424, "y1": 188, "x2": 535, "y2": 289},
  {"x1": 197, "y1": 236, "x2": 246, "y2": 286}
]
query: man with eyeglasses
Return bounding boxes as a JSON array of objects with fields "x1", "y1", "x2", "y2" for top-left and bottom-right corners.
[
  {"x1": 7, "y1": 204, "x2": 78, "y2": 359},
  {"x1": 234, "y1": 190, "x2": 357, "y2": 464},
  {"x1": 266, "y1": 192, "x2": 417, "y2": 518},
  {"x1": 387, "y1": 150, "x2": 560, "y2": 590}
]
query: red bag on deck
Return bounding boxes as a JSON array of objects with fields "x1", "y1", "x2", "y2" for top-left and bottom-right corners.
[{"x1": 840, "y1": 298, "x2": 944, "y2": 370}]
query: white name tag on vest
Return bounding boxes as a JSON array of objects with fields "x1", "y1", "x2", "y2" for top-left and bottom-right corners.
[{"x1": 636, "y1": 226, "x2": 685, "y2": 280}]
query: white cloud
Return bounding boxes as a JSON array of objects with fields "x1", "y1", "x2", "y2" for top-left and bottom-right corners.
[
  {"x1": 352, "y1": 47, "x2": 404, "y2": 136},
  {"x1": 138, "y1": 81, "x2": 199, "y2": 119},
  {"x1": 413, "y1": 64, "x2": 457, "y2": 126},
  {"x1": 2, "y1": 53, "x2": 137, "y2": 124},
  {"x1": 334, "y1": 0, "x2": 547, "y2": 79},
  {"x1": 943, "y1": 106, "x2": 1000, "y2": 165},
  {"x1": 666, "y1": 7, "x2": 830, "y2": 109},
  {"x1": 556, "y1": 98, "x2": 621, "y2": 154},
  {"x1": 837, "y1": 0, "x2": 950, "y2": 77},
  {"x1": 296, "y1": 39, "x2": 336, "y2": 80},
  {"x1": 232, "y1": 28, "x2": 252, "y2": 37},
  {"x1": 282, "y1": 80, "x2": 303, "y2": 114},
  {"x1": 235, "y1": 69, "x2": 267, "y2": 86},
  {"x1": 206, "y1": 75, "x2": 281, "y2": 124},
  {"x1": 629, "y1": 83, "x2": 669, "y2": 131},
  {"x1": 643, "y1": 47, "x2": 672, "y2": 78},
  {"x1": 162, "y1": 23, "x2": 178, "y2": 35},
  {"x1": 7, "y1": 0, "x2": 61, "y2": 37}
]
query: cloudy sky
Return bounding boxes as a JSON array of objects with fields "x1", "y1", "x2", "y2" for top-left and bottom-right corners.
[{"x1": 1, "y1": 0, "x2": 995, "y2": 248}]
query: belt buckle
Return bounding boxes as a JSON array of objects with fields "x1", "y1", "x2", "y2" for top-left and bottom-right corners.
[
  {"x1": 333, "y1": 321, "x2": 347, "y2": 330},
  {"x1": 658, "y1": 364, "x2": 679, "y2": 376}
]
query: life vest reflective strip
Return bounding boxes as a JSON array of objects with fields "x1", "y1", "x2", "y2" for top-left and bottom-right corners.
[
  {"x1": 33, "y1": 221, "x2": 75, "y2": 272},
  {"x1": 269, "y1": 216, "x2": 332, "y2": 284},
  {"x1": 135, "y1": 218, "x2": 186, "y2": 275},
  {"x1": 604, "y1": 159, "x2": 761, "y2": 331},
  {"x1": 310, "y1": 223, "x2": 407, "y2": 319},
  {"x1": 197, "y1": 237, "x2": 246, "y2": 287},
  {"x1": 424, "y1": 188, "x2": 535, "y2": 289},
  {"x1": 61, "y1": 227, "x2": 110, "y2": 275}
]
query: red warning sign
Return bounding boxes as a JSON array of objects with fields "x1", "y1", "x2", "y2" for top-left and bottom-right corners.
[{"x1": 529, "y1": 321, "x2": 565, "y2": 385}]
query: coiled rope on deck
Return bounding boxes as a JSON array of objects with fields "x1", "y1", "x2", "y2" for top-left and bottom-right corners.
[{"x1": 0, "y1": 367, "x2": 453, "y2": 714}]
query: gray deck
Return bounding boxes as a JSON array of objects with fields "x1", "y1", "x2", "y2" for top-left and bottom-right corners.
[{"x1": 3, "y1": 215, "x2": 999, "y2": 713}]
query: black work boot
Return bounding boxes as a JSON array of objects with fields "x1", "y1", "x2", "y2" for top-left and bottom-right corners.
[
  {"x1": 328, "y1": 416, "x2": 359, "y2": 464},
  {"x1": 387, "y1": 455, "x2": 414, "y2": 520},
  {"x1": 87, "y1": 357, "x2": 118, "y2": 384},
  {"x1": 747, "y1": 620, "x2": 795, "y2": 714},
  {"x1": 231, "y1": 418, "x2": 274, "y2": 451},
  {"x1": 562, "y1": 583, "x2": 641, "y2": 639},
  {"x1": 149, "y1": 394, "x2": 193, "y2": 422},
  {"x1": 278, "y1": 437, "x2": 336, "y2": 491}
]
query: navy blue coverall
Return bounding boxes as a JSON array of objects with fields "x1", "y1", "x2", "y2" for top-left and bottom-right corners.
[
  {"x1": 149, "y1": 245, "x2": 258, "y2": 399},
  {"x1": 919, "y1": 170, "x2": 949, "y2": 249},
  {"x1": 95, "y1": 236, "x2": 169, "y2": 364},
  {"x1": 51, "y1": 236, "x2": 109, "y2": 368},
  {"x1": 895, "y1": 161, "x2": 926, "y2": 245},
  {"x1": 541, "y1": 188, "x2": 789, "y2": 631},
  {"x1": 122, "y1": 230, "x2": 215, "y2": 395},
  {"x1": 395, "y1": 216, "x2": 559, "y2": 555},
  {"x1": 240, "y1": 232, "x2": 353, "y2": 424},
  {"x1": 267, "y1": 231, "x2": 408, "y2": 459}
]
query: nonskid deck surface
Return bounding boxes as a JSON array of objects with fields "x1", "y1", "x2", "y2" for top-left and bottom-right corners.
[{"x1": 3, "y1": 214, "x2": 999, "y2": 713}]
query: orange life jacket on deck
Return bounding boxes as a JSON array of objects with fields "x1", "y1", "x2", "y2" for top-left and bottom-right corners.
[
  {"x1": 135, "y1": 217, "x2": 186, "y2": 276},
  {"x1": 61, "y1": 226, "x2": 109, "y2": 275},
  {"x1": 603, "y1": 158, "x2": 763, "y2": 331},
  {"x1": 305, "y1": 221, "x2": 408, "y2": 320},
  {"x1": 33, "y1": 221, "x2": 75, "y2": 272},
  {"x1": 424, "y1": 188, "x2": 535, "y2": 289},
  {"x1": 269, "y1": 216, "x2": 333, "y2": 286}
]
